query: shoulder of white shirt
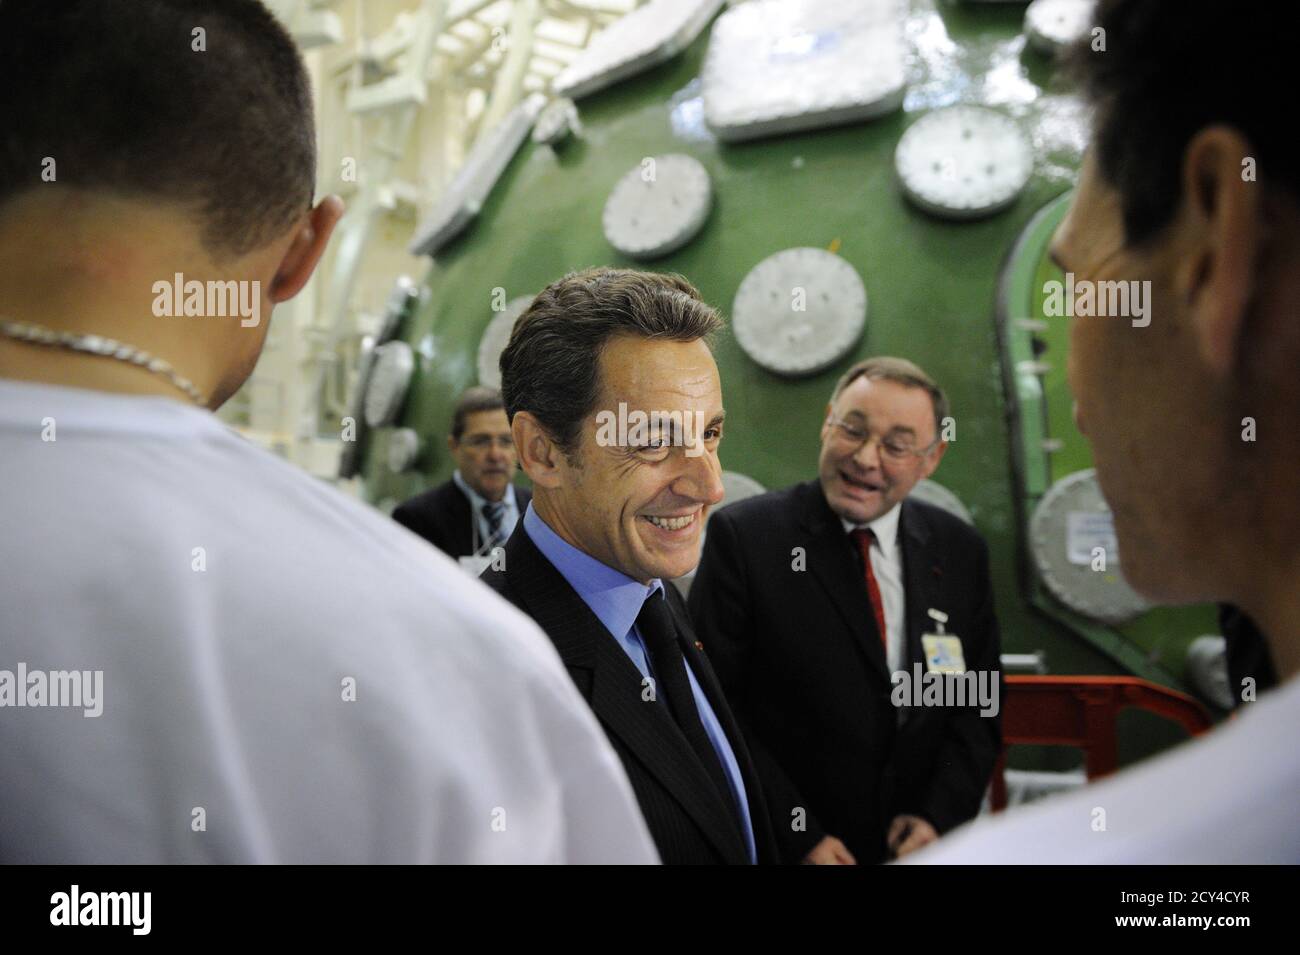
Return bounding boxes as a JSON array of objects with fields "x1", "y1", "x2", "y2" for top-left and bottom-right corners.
[{"x1": 903, "y1": 677, "x2": 1300, "y2": 864}]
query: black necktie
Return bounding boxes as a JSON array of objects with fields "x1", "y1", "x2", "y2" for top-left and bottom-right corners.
[
  {"x1": 636, "y1": 590, "x2": 746, "y2": 841},
  {"x1": 482, "y1": 501, "x2": 506, "y2": 549}
]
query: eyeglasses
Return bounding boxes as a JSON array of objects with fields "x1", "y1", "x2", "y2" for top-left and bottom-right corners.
[
  {"x1": 826, "y1": 416, "x2": 939, "y2": 462},
  {"x1": 460, "y1": 434, "x2": 514, "y2": 451}
]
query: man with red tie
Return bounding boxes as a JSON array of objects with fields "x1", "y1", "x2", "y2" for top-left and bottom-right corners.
[{"x1": 689, "y1": 357, "x2": 1003, "y2": 864}]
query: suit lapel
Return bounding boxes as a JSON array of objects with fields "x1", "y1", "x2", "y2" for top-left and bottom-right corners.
[
  {"x1": 798, "y1": 482, "x2": 893, "y2": 684},
  {"x1": 664, "y1": 586, "x2": 775, "y2": 863},
  {"x1": 898, "y1": 499, "x2": 941, "y2": 669},
  {"x1": 501, "y1": 529, "x2": 749, "y2": 864},
  {"x1": 446, "y1": 481, "x2": 475, "y2": 557}
]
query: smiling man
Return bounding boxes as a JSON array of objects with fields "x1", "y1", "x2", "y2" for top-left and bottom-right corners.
[
  {"x1": 484, "y1": 267, "x2": 778, "y2": 864},
  {"x1": 690, "y1": 357, "x2": 1003, "y2": 864}
]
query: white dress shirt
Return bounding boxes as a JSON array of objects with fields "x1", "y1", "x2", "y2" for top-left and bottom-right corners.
[
  {"x1": 0, "y1": 379, "x2": 657, "y2": 864},
  {"x1": 843, "y1": 502, "x2": 906, "y2": 673}
]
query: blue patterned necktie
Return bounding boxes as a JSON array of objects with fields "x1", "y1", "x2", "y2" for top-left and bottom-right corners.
[{"x1": 482, "y1": 501, "x2": 506, "y2": 549}]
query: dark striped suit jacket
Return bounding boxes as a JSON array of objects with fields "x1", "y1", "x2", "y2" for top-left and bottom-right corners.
[
  {"x1": 481, "y1": 524, "x2": 778, "y2": 865},
  {"x1": 392, "y1": 479, "x2": 531, "y2": 559}
]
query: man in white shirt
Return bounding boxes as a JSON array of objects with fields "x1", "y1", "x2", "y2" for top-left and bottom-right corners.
[
  {"x1": 0, "y1": 0, "x2": 655, "y2": 863},
  {"x1": 911, "y1": 0, "x2": 1299, "y2": 864}
]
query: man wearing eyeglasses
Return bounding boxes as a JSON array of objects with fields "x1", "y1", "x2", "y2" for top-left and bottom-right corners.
[
  {"x1": 689, "y1": 356, "x2": 1003, "y2": 864},
  {"x1": 394, "y1": 386, "x2": 531, "y2": 567}
]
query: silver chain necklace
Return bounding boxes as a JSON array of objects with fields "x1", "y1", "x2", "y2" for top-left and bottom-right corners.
[{"x1": 0, "y1": 319, "x2": 209, "y2": 407}]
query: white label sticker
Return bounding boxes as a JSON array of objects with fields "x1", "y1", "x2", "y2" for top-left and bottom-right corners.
[{"x1": 1067, "y1": 511, "x2": 1119, "y2": 566}]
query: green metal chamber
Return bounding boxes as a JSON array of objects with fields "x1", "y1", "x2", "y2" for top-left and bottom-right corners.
[{"x1": 361, "y1": 0, "x2": 1224, "y2": 763}]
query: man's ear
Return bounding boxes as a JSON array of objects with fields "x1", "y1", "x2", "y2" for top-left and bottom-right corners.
[
  {"x1": 1177, "y1": 126, "x2": 1261, "y2": 380},
  {"x1": 513, "y1": 411, "x2": 564, "y2": 488},
  {"x1": 921, "y1": 441, "x2": 948, "y2": 479},
  {"x1": 269, "y1": 195, "x2": 345, "y2": 304}
]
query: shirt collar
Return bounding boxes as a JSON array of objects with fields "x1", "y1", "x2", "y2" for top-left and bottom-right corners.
[
  {"x1": 453, "y1": 469, "x2": 517, "y2": 515},
  {"x1": 0, "y1": 378, "x2": 225, "y2": 439},
  {"x1": 523, "y1": 502, "x2": 662, "y2": 640},
  {"x1": 841, "y1": 500, "x2": 902, "y2": 552}
]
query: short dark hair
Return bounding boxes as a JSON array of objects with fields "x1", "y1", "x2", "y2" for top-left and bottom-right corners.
[
  {"x1": 830, "y1": 356, "x2": 949, "y2": 441},
  {"x1": 451, "y1": 386, "x2": 506, "y2": 441},
  {"x1": 0, "y1": 0, "x2": 317, "y2": 260},
  {"x1": 499, "y1": 268, "x2": 723, "y2": 457},
  {"x1": 1069, "y1": 0, "x2": 1300, "y2": 245}
]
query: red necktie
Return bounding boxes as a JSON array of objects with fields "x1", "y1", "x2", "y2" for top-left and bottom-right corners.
[{"x1": 850, "y1": 528, "x2": 887, "y2": 651}]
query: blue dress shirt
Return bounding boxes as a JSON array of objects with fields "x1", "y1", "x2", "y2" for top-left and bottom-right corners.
[{"x1": 522, "y1": 503, "x2": 756, "y2": 862}]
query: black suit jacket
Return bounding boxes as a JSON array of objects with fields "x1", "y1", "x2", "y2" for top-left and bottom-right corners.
[
  {"x1": 688, "y1": 480, "x2": 1002, "y2": 864},
  {"x1": 1220, "y1": 603, "x2": 1278, "y2": 708},
  {"x1": 481, "y1": 524, "x2": 778, "y2": 865},
  {"x1": 392, "y1": 479, "x2": 531, "y2": 559}
]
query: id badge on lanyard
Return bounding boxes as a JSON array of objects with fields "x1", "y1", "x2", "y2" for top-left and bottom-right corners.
[{"x1": 921, "y1": 608, "x2": 966, "y2": 674}]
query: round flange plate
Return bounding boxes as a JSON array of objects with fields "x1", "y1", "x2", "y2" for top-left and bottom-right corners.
[
  {"x1": 387, "y1": 427, "x2": 421, "y2": 473},
  {"x1": 911, "y1": 479, "x2": 974, "y2": 526},
  {"x1": 602, "y1": 154, "x2": 713, "y2": 260},
  {"x1": 895, "y1": 105, "x2": 1033, "y2": 220},
  {"x1": 1030, "y1": 468, "x2": 1154, "y2": 624},
  {"x1": 732, "y1": 247, "x2": 867, "y2": 376},
  {"x1": 363, "y1": 340, "x2": 415, "y2": 428},
  {"x1": 1024, "y1": 0, "x2": 1095, "y2": 57},
  {"x1": 477, "y1": 296, "x2": 534, "y2": 390}
]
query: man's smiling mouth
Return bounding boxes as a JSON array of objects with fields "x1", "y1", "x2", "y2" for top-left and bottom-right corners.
[
  {"x1": 640, "y1": 511, "x2": 699, "y2": 532},
  {"x1": 841, "y1": 470, "x2": 884, "y2": 493}
]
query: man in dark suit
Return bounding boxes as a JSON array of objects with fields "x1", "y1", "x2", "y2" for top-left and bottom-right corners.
[
  {"x1": 393, "y1": 386, "x2": 530, "y2": 562},
  {"x1": 689, "y1": 356, "x2": 1002, "y2": 865},
  {"x1": 482, "y1": 266, "x2": 778, "y2": 864}
]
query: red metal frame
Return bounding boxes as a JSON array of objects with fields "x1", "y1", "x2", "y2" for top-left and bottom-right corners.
[{"x1": 990, "y1": 676, "x2": 1214, "y2": 811}]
